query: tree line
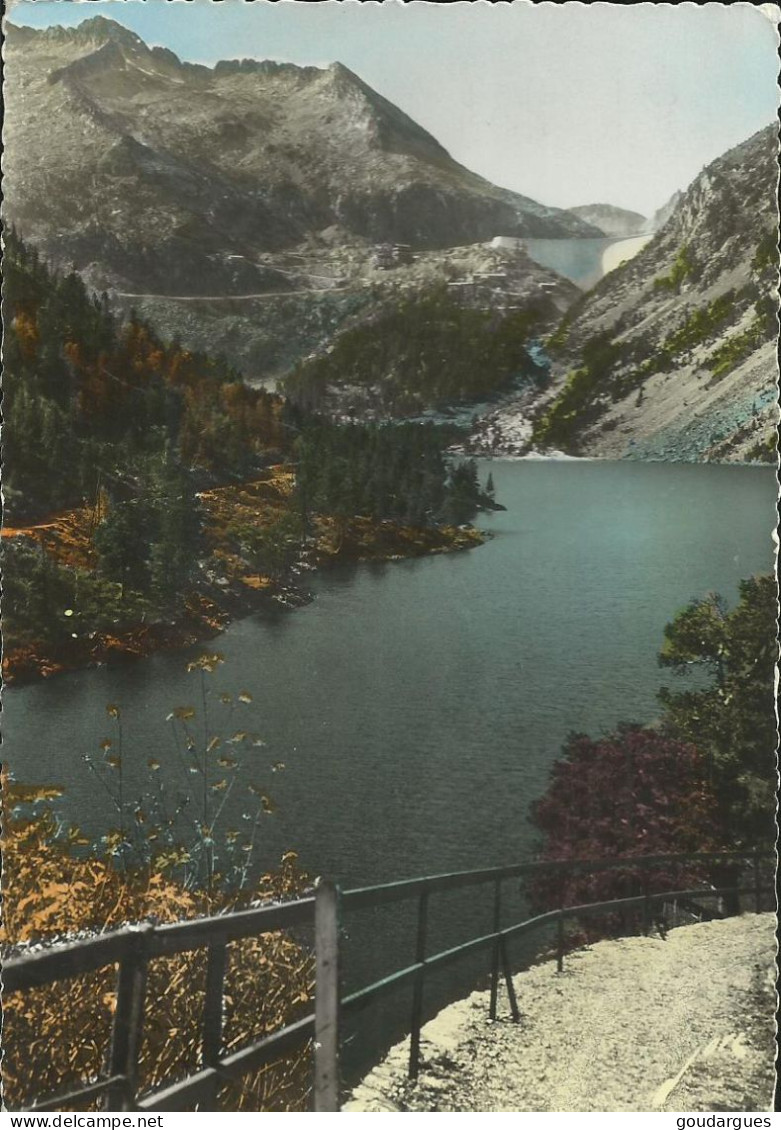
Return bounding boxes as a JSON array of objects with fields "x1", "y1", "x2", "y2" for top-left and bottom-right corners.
[{"x1": 3, "y1": 232, "x2": 497, "y2": 655}]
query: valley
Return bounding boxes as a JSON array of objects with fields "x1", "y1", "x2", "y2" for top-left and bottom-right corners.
[
  {"x1": 4, "y1": 16, "x2": 776, "y2": 463},
  {"x1": 2, "y1": 6, "x2": 778, "y2": 1114}
]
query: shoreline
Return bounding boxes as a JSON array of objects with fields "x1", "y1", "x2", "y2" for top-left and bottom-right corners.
[{"x1": 2, "y1": 515, "x2": 486, "y2": 689}]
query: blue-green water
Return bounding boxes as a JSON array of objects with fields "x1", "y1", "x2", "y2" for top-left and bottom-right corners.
[
  {"x1": 7, "y1": 460, "x2": 775, "y2": 881},
  {"x1": 4, "y1": 460, "x2": 776, "y2": 1076},
  {"x1": 525, "y1": 235, "x2": 649, "y2": 288}
]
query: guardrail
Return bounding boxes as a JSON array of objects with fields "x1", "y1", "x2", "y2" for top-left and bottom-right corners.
[
  {"x1": 3, "y1": 848, "x2": 773, "y2": 1113},
  {"x1": 3, "y1": 896, "x2": 317, "y2": 1113},
  {"x1": 334, "y1": 848, "x2": 774, "y2": 1107}
]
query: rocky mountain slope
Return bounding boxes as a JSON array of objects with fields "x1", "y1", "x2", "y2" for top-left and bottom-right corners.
[
  {"x1": 6, "y1": 17, "x2": 774, "y2": 456},
  {"x1": 529, "y1": 125, "x2": 779, "y2": 462},
  {"x1": 109, "y1": 238, "x2": 579, "y2": 384},
  {"x1": 643, "y1": 190, "x2": 683, "y2": 235},
  {"x1": 569, "y1": 203, "x2": 647, "y2": 238},
  {"x1": 3, "y1": 15, "x2": 599, "y2": 303}
]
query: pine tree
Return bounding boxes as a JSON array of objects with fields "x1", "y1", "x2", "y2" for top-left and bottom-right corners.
[{"x1": 94, "y1": 498, "x2": 153, "y2": 599}]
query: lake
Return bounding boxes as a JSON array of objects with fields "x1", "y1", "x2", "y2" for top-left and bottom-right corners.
[
  {"x1": 5, "y1": 459, "x2": 776, "y2": 1074},
  {"x1": 525, "y1": 235, "x2": 652, "y2": 288}
]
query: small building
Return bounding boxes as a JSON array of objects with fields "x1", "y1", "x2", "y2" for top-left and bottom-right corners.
[
  {"x1": 372, "y1": 243, "x2": 415, "y2": 269},
  {"x1": 392, "y1": 243, "x2": 414, "y2": 266},
  {"x1": 446, "y1": 280, "x2": 478, "y2": 304},
  {"x1": 372, "y1": 244, "x2": 396, "y2": 270},
  {"x1": 474, "y1": 271, "x2": 508, "y2": 284}
]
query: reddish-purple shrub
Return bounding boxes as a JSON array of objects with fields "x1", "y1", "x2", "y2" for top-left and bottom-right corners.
[{"x1": 528, "y1": 725, "x2": 723, "y2": 920}]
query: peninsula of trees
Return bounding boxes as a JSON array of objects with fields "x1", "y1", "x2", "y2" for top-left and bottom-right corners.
[{"x1": 2, "y1": 230, "x2": 495, "y2": 684}]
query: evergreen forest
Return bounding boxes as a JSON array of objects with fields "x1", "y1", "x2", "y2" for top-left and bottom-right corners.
[
  {"x1": 2, "y1": 231, "x2": 495, "y2": 676},
  {"x1": 284, "y1": 285, "x2": 548, "y2": 415}
]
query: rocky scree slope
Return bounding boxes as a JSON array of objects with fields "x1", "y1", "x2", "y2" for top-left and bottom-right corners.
[
  {"x1": 533, "y1": 125, "x2": 779, "y2": 463},
  {"x1": 3, "y1": 15, "x2": 600, "y2": 301}
]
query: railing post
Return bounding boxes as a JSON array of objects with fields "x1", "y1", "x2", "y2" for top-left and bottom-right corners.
[
  {"x1": 489, "y1": 879, "x2": 502, "y2": 1020},
  {"x1": 408, "y1": 890, "x2": 429, "y2": 1079},
  {"x1": 752, "y1": 847, "x2": 761, "y2": 913},
  {"x1": 314, "y1": 879, "x2": 341, "y2": 1112},
  {"x1": 642, "y1": 877, "x2": 650, "y2": 936},
  {"x1": 201, "y1": 940, "x2": 227, "y2": 1109},
  {"x1": 106, "y1": 924, "x2": 153, "y2": 1111},
  {"x1": 556, "y1": 911, "x2": 564, "y2": 973},
  {"x1": 621, "y1": 870, "x2": 631, "y2": 935},
  {"x1": 499, "y1": 934, "x2": 520, "y2": 1023}
]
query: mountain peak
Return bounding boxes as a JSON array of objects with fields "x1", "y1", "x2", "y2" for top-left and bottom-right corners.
[
  {"x1": 5, "y1": 11, "x2": 604, "y2": 304},
  {"x1": 322, "y1": 60, "x2": 377, "y2": 98},
  {"x1": 31, "y1": 15, "x2": 146, "y2": 50},
  {"x1": 75, "y1": 15, "x2": 140, "y2": 40},
  {"x1": 326, "y1": 61, "x2": 372, "y2": 86}
]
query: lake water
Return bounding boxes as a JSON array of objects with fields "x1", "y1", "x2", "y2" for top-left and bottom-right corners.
[
  {"x1": 525, "y1": 235, "x2": 652, "y2": 288},
  {"x1": 5, "y1": 460, "x2": 776, "y2": 1076}
]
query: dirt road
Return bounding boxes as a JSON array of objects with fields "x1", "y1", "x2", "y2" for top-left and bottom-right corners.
[
  {"x1": 115, "y1": 286, "x2": 352, "y2": 302},
  {"x1": 346, "y1": 914, "x2": 776, "y2": 1113}
]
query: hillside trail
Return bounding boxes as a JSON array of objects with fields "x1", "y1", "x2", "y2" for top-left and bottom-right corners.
[
  {"x1": 114, "y1": 286, "x2": 353, "y2": 302},
  {"x1": 346, "y1": 913, "x2": 776, "y2": 1113}
]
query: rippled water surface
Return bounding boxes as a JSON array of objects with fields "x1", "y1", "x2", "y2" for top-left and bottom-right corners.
[
  {"x1": 6, "y1": 460, "x2": 775, "y2": 1073},
  {"x1": 8, "y1": 460, "x2": 776, "y2": 882}
]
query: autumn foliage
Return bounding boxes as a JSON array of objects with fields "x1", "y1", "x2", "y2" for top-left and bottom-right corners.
[
  {"x1": 3, "y1": 230, "x2": 495, "y2": 687},
  {"x1": 3, "y1": 226, "x2": 288, "y2": 526},
  {"x1": 1, "y1": 784, "x2": 314, "y2": 1112},
  {"x1": 528, "y1": 725, "x2": 722, "y2": 916}
]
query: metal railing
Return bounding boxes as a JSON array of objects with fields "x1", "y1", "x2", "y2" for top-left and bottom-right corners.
[
  {"x1": 3, "y1": 849, "x2": 773, "y2": 1113},
  {"x1": 3, "y1": 895, "x2": 318, "y2": 1113},
  {"x1": 335, "y1": 848, "x2": 775, "y2": 1105}
]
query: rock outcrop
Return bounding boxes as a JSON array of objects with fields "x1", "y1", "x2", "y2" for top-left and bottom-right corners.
[{"x1": 531, "y1": 125, "x2": 778, "y2": 462}]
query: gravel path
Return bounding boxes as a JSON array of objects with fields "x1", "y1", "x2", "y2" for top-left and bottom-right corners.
[{"x1": 345, "y1": 914, "x2": 776, "y2": 1113}]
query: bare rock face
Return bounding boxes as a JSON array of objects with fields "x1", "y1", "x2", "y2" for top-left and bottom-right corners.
[
  {"x1": 559, "y1": 127, "x2": 778, "y2": 351},
  {"x1": 3, "y1": 16, "x2": 600, "y2": 299},
  {"x1": 642, "y1": 190, "x2": 684, "y2": 235},
  {"x1": 536, "y1": 124, "x2": 779, "y2": 462}
]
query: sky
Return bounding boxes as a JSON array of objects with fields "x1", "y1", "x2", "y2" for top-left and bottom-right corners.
[{"x1": 6, "y1": 0, "x2": 780, "y2": 217}]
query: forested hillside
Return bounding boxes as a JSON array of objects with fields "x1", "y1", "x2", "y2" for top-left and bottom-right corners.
[
  {"x1": 3, "y1": 226, "x2": 287, "y2": 524},
  {"x1": 285, "y1": 286, "x2": 548, "y2": 416},
  {"x1": 2, "y1": 233, "x2": 493, "y2": 683}
]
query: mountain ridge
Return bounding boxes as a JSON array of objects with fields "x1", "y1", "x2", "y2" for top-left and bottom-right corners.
[
  {"x1": 531, "y1": 123, "x2": 779, "y2": 462},
  {"x1": 568, "y1": 203, "x2": 648, "y2": 238},
  {"x1": 4, "y1": 15, "x2": 602, "y2": 301}
]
